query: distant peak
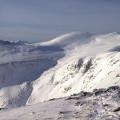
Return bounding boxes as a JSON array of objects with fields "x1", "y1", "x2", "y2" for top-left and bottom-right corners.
[
  {"x1": 0, "y1": 39, "x2": 12, "y2": 45},
  {"x1": 13, "y1": 40, "x2": 27, "y2": 45},
  {"x1": 0, "y1": 39, "x2": 27, "y2": 45}
]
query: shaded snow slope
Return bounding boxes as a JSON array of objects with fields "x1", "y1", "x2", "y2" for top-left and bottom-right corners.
[
  {"x1": 0, "y1": 82, "x2": 33, "y2": 108},
  {"x1": 0, "y1": 86, "x2": 120, "y2": 120},
  {"x1": 0, "y1": 32, "x2": 120, "y2": 108},
  {"x1": 0, "y1": 59, "x2": 57, "y2": 88}
]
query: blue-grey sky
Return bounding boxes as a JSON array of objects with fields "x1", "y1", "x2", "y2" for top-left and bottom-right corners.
[{"x1": 0, "y1": 0, "x2": 120, "y2": 42}]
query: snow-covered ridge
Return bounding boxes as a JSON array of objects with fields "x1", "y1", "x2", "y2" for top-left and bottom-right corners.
[
  {"x1": 0, "y1": 32, "x2": 120, "y2": 108},
  {"x1": 38, "y1": 32, "x2": 92, "y2": 47}
]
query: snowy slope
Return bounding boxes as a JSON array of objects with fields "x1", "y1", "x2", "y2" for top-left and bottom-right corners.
[
  {"x1": 0, "y1": 32, "x2": 120, "y2": 108},
  {"x1": 0, "y1": 86, "x2": 120, "y2": 120},
  {"x1": 27, "y1": 32, "x2": 120, "y2": 105},
  {"x1": 27, "y1": 51, "x2": 120, "y2": 104}
]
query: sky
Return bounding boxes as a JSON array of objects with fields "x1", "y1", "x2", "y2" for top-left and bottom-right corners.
[{"x1": 0, "y1": 0, "x2": 120, "y2": 42}]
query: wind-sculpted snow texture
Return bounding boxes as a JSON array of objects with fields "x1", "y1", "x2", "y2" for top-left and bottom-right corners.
[
  {"x1": 0, "y1": 32, "x2": 120, "y2": 108},
  {"x1": 0, "y1": 86, "x2": 119, "y2": 120}
]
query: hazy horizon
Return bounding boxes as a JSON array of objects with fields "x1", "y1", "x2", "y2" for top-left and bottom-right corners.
[{"x1": 0, "y1": 0, "x2": 120, "y2": 42}]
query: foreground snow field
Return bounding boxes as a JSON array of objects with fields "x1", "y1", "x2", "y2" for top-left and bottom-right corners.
[
  {"x1": 0, "y1": 86, "x2": 120, "y2": 120},
  {"x1": 0, "y1": 32, "x2": 120, "y2": 119}
]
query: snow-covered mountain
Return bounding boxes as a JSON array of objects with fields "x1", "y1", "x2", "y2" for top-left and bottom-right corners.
[{"x1": 0, "y1": 32, "x2": 120, "y2": 108}]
